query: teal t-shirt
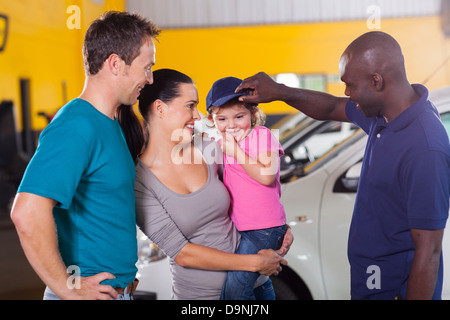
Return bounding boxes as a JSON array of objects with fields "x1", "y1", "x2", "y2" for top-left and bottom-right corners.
[{"x1": 18, "y1": 99, "x2": 137, "y2": 288}]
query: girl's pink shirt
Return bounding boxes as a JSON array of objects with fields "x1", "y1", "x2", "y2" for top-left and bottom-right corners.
[{"x1": 221, "y1": 126, "x2": 286, "y2": 231}]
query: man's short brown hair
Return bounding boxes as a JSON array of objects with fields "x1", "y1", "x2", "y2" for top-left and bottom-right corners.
[{"x1": 83, "y1": 11, "x2": 160, "y2": 76}]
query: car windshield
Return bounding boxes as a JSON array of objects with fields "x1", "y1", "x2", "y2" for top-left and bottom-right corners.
[
  {"x1": 441, "y1": 112, "x2": 450, "y2": 136},
  {"x1": 278, "y1": 117, "x2": 362, "y2": 182},
  {"x1": 273, "y1": 95, "x2": 450, "y2": 183},
  {"x1": 303, "y1": 128, "x2": 364, "y2": 173},
  {"x1": 270, "y1": 112, "x2": 308, "y2": 139}
]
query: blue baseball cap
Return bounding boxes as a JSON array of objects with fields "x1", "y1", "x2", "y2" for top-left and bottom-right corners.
[{"x1": 206, "y1": 77, "x2": 256, "y2": 112}]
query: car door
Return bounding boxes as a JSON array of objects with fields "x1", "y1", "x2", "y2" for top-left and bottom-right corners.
[
  {"x1": 438, "y1": 109, "x2": 450, "y2": 299},
  {"x1": 318, "y1": 138, "x2": 365, "y2": 299},
  {"x1": 279, "y1": 120, "x2": 364, "y2": 299}
]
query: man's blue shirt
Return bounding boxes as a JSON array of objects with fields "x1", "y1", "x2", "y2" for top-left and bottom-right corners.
[
  {"x1": 346, "y1": 84, "x2": 450, "y2": 299},
  {"x1": 18, "y1": 99, "x2": 138, "y2": 288}
]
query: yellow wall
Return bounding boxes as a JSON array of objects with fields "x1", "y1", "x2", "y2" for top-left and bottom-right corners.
[
  {"x1": 1, "y1": 2, "x2": 449, "y2": 130},
  {"x1": 0, "y1": 0, "x2": 125, "y2": 130},
  {"x1": 154, "y1": 16, "x2": 450, "y2": 116}
]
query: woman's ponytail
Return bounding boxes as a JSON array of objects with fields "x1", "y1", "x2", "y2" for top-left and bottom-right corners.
[{"x1": 117, "y1": 104, "x2": 145, "y2": 162}]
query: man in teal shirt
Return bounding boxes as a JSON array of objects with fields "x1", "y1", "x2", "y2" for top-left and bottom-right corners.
[{"x1": 11, "y1": 11, "x2": 160, "y2": 300}]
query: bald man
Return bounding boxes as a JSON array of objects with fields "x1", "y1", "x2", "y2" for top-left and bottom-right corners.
[{"x1": 236, "y1": 31, "x2": 450, "y2": 300}]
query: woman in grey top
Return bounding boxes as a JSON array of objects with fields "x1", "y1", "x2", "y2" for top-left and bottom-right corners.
[{"x1": 119, "y1": 69, "x2": 288, "y2": 300}]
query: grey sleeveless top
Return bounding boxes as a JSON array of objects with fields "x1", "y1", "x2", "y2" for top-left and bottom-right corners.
[{"x1": 135, "y1": 138, "x2": 240, "y2": 299}]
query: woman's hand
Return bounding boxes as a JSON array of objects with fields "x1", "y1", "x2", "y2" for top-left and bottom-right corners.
[{"x1": 255, "y1": 249, "x2": 287, "y2": 276}]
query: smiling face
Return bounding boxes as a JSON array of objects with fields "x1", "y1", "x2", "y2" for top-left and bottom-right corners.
[
  {"x1": 121, "y1": 38, "x2": 156, "y2": 106},
  {"x1": 212, "y1": 102, "x2": 253, "y2": 142},
  {"x1": 163, "y1": 82, "x2": 200, "y2": 142},
  {"x1": 339, "y1": 52, "x2": 385, "y2": 118}
]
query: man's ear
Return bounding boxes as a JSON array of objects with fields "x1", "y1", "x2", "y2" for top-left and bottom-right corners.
[
  {"x1": 371, "y1": 73, "x2": 384, "y2": 91},
  {"x1": 105, "y1": 53, "x2": 124, "y2": 76}
]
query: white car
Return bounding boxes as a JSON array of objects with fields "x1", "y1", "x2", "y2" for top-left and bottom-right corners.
[
  {"x1": 134, "y1": 229, "x2": 172, "y2": 300},
  {"x1": 135, "y1": 86, "x2": 450, "y2": 300}
]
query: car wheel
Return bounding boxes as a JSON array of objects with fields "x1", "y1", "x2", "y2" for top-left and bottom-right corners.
[
  {"x1": 133, "y1": 290, "x2": 157, "y2": 300},
  {"x1": 271, "y1": 273, "x2": 312, "y2": 300}
]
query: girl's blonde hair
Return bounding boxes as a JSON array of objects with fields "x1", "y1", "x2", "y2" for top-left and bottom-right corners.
[{"x1": 207, "y1": 98, "x2": 266, "y2": 128}]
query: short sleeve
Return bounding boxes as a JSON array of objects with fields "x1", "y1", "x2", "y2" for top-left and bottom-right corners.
[
  {"x1": 403, "y1": 150, "x2": 450, "y2": 230},
  {"x1": 18, "y1": 124, "x2": 90, "y2": 209},
  {"x1": 345, "y1": 100, "x2": 374, "y2": 134},
  {"x1": 244, "y1": 126, "x2": 284, "y2": 157},
  {"x1": 134, "y1": 169, "x2": 189, "y2": 258}
]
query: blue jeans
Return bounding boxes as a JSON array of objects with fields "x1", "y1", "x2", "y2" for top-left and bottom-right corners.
[
  {"x1": 43, "y1": 286, "x2": 134, "y2": 300},
  {"x1": 221, "y1": 225, "x2": 287, "y2": 300}
]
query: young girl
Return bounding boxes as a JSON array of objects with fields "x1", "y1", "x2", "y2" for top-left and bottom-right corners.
[{"x1": 206, "y1": 76, "x2": 287, "y2": 300}]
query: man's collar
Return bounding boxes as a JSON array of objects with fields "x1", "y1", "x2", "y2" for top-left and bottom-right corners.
[{"x1": 382, "y1": 84, "x2": 429, "y2": 133}]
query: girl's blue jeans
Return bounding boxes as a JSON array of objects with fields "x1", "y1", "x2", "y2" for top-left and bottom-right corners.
[{"x1": 220, "y1": 224, "x2": 287, "y2": 300}]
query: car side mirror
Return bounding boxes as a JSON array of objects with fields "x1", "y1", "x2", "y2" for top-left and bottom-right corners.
[
  {"x1": 280, "y1": 152, "x2": 305, "y2": 183},
  {"x1": 341, "y1": 162, "x2": 362, "y2": 192},
  {"x1": 333, "y1": 161, "x2": 362, "y2": 193}
]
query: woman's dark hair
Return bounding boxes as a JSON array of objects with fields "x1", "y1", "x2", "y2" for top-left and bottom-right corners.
[
  {"x1": 83, "y1": 11, "x2": 161, "y2": 75},
  {"x1": 117, "y1": 104, "x2": 145, "y2": 163},
  {"x1": 117, "y1": 69, "x2": 194, "y2": 161}
]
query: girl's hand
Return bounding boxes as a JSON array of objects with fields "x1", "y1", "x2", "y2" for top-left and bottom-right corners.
[{"x1": 221, "y1": 132, "x2": 240, "y2": 158}]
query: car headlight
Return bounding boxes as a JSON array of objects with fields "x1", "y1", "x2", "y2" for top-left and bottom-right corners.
[{"x1": 137, "y1": 229, "x2": 166, "y2": 266}]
